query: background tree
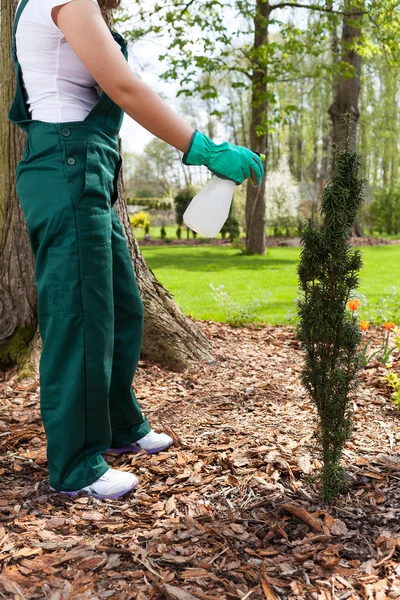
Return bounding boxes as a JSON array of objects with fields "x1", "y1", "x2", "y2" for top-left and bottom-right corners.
[
  {"x1": 266, "y1": 155, "x2": 301, "y2": 235},
  {"x1": 328, "y1": 2, "x2": 362, "y2": 147},
  {"x1": 125, "y1": 138, "x2": 181, "y2": 198},
  {"x1": 0, "y1": 0, "x2": 214, "y2": 374},
  {"x1": 173, "y1": 186, "x2": 197, "y2": 239},
  {"x1": 220, "y1": 206, "x2": 241, "y2": 242},
  {"x1": 129, "y1": 0, "x2": 400, "y2": 246},
  {"x1": 129, "y1": 1, "x2": 347, "y2": 254}
]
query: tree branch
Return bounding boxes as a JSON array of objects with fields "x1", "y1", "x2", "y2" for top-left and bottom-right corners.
[
  {"x1": 213, "y1": 57, "x2": 253, "y2": 80},
  {"x1": 270, "y1": 2, "x2": 366, "y2": 16},
  {"x1": 179, "y1": 0, "x2": 198, "y2": 16}
]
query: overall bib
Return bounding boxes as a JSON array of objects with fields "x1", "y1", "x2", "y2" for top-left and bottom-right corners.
[{"x1": 9, "y1": 0, "x2": 151, "y2": 491}]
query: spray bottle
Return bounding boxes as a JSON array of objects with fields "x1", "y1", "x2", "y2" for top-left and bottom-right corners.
[{"x1": 183, "y1": 153, "x2": 266, "y2": 238}]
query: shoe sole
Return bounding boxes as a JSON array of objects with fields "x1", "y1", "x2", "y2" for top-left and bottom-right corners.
[
  {"x1": 50, "y1": 477, "x2": 138, "y2": 500},
  {"x1": 106, "y1": 439, "x2": 174, "y2": 455}
]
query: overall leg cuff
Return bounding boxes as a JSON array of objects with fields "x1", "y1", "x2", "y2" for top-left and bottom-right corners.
[{"x1": 109, "y1": 415, "x2": 151, "y2": 448}]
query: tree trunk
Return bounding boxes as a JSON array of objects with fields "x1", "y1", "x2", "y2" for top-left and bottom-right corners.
[
  {"x1": 328, "y1": 2, "x2": 363, "y2": 236},
  {"x1": 245, "y1": 0, "x2": 269, "y2": 255},
  {"x1": 239, "y1": 91, "x2": 248, "y2": 148},
  {"x1": 328, "y1": 3, "x2": 362, "y2": 150},
  {"x1": 0, "y1": 0, "x2": 38, "y2": 368},
  {"x1": 0, "y1": 0, "x2": 214, "y2": 375}
]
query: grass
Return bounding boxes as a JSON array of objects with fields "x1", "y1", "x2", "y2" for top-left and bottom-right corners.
[
  {"x1": 134, "y1": 225, "x2": 400, "y2": 242},
  {"x1": 133, "y1": 226, "x2": 319, "y2": 242},
  {"x1": 133, "y1": 226, "x2": 222, "y2": 241},
  {"x1": 141, "y1": 245, "x2": 400, "y2": 325}
]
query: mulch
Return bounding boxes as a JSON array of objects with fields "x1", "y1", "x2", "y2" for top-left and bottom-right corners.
[{"x1": 0, "y1": 321, "x2": 399, "y2": 599}]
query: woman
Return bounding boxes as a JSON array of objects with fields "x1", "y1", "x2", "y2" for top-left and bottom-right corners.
[{"x1": 9, "y1": 0, "x2": 264, "y2": 500}]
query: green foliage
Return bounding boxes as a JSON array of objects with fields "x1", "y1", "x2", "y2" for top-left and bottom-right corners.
[
  {"x1": 369, "y1": 188, "x2": 400, "y2": 235},
  {"x1": 160, "y1": 225, "x2": 167, "y2": 240},
  {"x1": 126, "y1": 197, "x2": 173, "y2": 209},
  {"x1": 221, "y1": 206, "x2": 241, "y2": 242},
  {"x1": 382, "y1": 371, "x2": 400, "y2": 410},
  {"x1": 126, "y1": 0, "x2": 400, "y2": 205},
  {"x1": 130, "y1": 211, "x2": 151, "y2": 229},
  {"x1": 272, "y1": 225, "x2": 300, "y2": 237},
  {"x1": 359, "y1": 325, "x2": 397, "y2": 367},
  {"x1": 359, "y1": 338, "x2": 382, "y2": 367},
  {"x1": 125, "y1": 138, "x2": 181, "y2": 198},
  {"x1": 133, "y1": 189, "x2": 156, "y2": 199},
  {"x1": 395, "y1": 330, "x2": 400, "y2": 353},
  {"x1": 209, "y1": 283, "x2": 270, "y2": 328},
  {"x1": 129, "y1": 0, "x2": 400, "y2": 142},
  {"x1": 176, "y1": 225, "x2": 182, "y2": 239},
  {"x1": 356, "y1": 287, "x2": 400, "y2": 325},
  {"x1": 173, "y1": 186, "x2": 199, "y2": 238},
  {"x1": 297, "y1": 121, "x2": 367, "y2": 501},
  {"x1": 173, "y1": 186, "x2": 196, "y2": 226}
]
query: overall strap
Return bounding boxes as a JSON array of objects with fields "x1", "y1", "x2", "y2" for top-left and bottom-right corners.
[{"x1": 11, "y1": 0, "x2": 30, "y2": 65}]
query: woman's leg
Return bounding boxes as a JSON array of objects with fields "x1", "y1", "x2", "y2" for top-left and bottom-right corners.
[
  {"x1": 107, "y1": 208, "x2": 151, "y2": 447},
  {"x1": 18, "y1": 141, "x2": 119, "y2": 491}
]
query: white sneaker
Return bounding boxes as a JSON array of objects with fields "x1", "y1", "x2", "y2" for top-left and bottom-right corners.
[
  {"x1": 107, "y1": 430, "x2": 174, "y2": 454},
  {"x1": 51, "y1": 468, "x2": 138, "y2": 500}
]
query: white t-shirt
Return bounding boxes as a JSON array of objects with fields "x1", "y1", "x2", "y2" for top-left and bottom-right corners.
[{"x1": 15, "y1": 0, "x2": 116, "y2": 122}]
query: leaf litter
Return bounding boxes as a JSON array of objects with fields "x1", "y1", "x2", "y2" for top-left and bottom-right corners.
[{"x1": 0, "y1": 321, "x2": 399, "y2": 599}]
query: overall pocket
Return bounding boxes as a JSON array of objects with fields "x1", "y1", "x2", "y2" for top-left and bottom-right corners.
[
  {"x1": 47, "y1": 246, "x2": 82, "y2": 316},
  {"x1": 80, "y1": 141, "x2": 120, "y2": 209},
  {"x1": 67, "y1": 140, "x2": 119, "y2": 245}
]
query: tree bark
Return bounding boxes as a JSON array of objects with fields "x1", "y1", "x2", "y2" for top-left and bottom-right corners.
[
  {"x1": 0, "y1": 0, "x2": 214, "y2": 374},
  {"x1": 245, "y1": 0, "x2": 269, "y2": 255},
  {"x1": 0, "y1": 0, "x2": 38, "y2": 360},
  {"x1": 328, "y1": 3, "x2": 363, "y2": 236},
  {"x1": 328, "y1": 3, "x2": 362, "y2": 150}
]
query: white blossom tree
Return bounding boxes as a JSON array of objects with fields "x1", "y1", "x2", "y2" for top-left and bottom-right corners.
[{"x1": 266, "y1": 155, "x2": 301, "y2": 233}]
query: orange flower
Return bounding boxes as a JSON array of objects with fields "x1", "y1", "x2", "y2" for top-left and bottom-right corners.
[
  {"x1": 384, "y1": 322, "x2": 395, "y2": 331},
  {"x1": 348, "y1": 299, "x2": 361, "y2": 311},
  {"x1": 360, "y1": 321, "x2": 370, "y2": 331}
]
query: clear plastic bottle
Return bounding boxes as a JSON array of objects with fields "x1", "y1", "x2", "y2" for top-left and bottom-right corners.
[
  {"x1": 183, "y1": 176, "x2": 236, "y2": 238},
  {"x1": 183, "y1": 153, "x2": 265, "y2": 238}
]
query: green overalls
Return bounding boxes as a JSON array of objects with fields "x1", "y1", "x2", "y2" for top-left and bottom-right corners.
[{"x1": 8, "y1": 0, "x2": 151, "y2": 491}]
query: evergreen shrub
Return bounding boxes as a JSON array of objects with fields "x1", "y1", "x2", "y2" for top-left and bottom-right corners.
[
  {"x1": 221, "y1": 205, "x2": 241, "y2": 242},
  {"x1": 297, "y1": 119, "x2": 367, "y2": 500}
]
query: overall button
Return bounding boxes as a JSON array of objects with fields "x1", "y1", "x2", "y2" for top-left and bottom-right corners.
[
  {"x1": 67, "y1": 157, "x2": 76, "y2": 165},
  {"x1": 61, "y1": 127, "x2": 71, "y2": 137}
]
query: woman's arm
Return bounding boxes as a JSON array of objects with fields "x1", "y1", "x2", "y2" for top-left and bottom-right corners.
[
  {"x1": 53, "y1": 0, "x2": 194, "y2": 153},
  {"x1": 53, "y1": 0, "x2": 264, "y2": 185}
]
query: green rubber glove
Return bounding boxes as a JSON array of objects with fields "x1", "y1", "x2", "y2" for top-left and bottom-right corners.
[{"x1": 182, "y1": 129, "x2": 264, "y2": 185}]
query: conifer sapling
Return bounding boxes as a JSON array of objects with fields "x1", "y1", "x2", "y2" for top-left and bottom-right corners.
[{"x1": 297, "y1": 115, "x2": 367, "y2": 500}]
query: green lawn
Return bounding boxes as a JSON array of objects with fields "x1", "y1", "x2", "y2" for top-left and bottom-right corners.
[
  {"x1": 141, "y1": 245, "x2": 400, "y2": 325},
  {"x1": 133, "y1": 226, "x2": 222, "y2": 240},
  {"x1": 134, "y1": 225, "x2": 400, "y2": 242}
]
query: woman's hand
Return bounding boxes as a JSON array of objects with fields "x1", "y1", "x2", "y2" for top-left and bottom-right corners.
[{"x1": 183, "y1": 130, "x2": 264, "y2": 185}]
